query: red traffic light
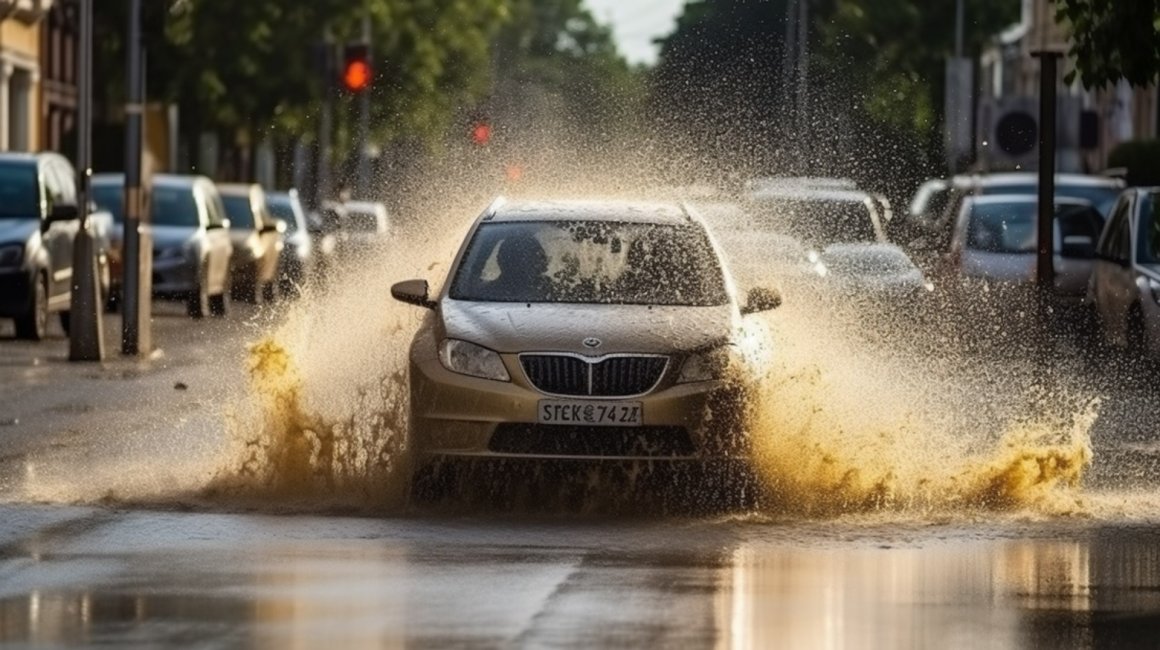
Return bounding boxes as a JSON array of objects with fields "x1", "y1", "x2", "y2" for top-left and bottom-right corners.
[
  {"x1": 471, "y1": 122, "x2": 491, "y2": 146},
  {"x1": 342, "y1": 44, "x2": 371, "y2": 93}
]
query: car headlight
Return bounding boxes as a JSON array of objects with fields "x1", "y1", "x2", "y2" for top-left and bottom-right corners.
[
  {"x1": 677, "y1": 346, "x2": 732, "y2": 384},
  {"x1": 438, "y1": 339, "x2": 510, "y2": 381},
  {"x1": 1149, "y1": 278, "x2": 1160, "y2": 304},
  {"x1": 0, "y1": 243, "x2": 23, "y2": 268}
]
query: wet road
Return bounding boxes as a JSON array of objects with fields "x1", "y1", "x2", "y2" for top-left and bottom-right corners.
[
  {"x1": 3, "y1": 505, "x2": 1160, "y2": 648},
  {"x1": 2, "y1": 281, "x2": 1160, "y2": 647}
]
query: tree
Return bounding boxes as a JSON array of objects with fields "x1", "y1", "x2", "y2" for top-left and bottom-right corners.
[{"x1": 1052, "y1": 0, "x2": 1160, "y2": 88}]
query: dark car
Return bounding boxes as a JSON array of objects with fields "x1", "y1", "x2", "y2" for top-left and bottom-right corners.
[
  {"x1": 266, "y1": 189, "x2": 314, "y2": 297},
  {"x1": 0, "y1": 152, "x2": 98, "y2": 340}
]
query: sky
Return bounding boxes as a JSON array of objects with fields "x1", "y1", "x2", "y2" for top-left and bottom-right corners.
[{"x1": 584, "y1": 0, "x2": 688, "y2": 66}]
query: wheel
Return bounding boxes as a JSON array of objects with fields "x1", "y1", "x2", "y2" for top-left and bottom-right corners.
[
  {"x1": 209, "y1": 290, "x2": 229, "y2": 317},
  {"x1": 14, "y1": 273, "x2": 48, "y2": 341},
  {"x1": 186, "y1": 270, "x2": 209, "y2": 319}
]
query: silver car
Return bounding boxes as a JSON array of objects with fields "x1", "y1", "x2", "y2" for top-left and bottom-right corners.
[
  {"x1": 91, "y1": 174, "x2": 233, "y2": 318},
  {"x1": 1089, "y1": 188, "x2": 1160, "y2": 358}
]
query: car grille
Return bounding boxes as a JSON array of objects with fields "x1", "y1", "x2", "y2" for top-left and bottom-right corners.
[
  {"x1": 489, "y1": 424, "x2": 695, "y2": 457},
  {"x1": 520, "y1": 354, "x2": 668, "y2": 397}
]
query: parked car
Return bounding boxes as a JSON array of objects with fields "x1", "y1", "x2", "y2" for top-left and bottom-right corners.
[
  {"x1": 91, "y1": 174, "x2": 234, "y2": 318},
  {"x1": 813, "y1": 242, "x2": 931, "y2": 305},
  {"x1": 0, "y1": 152, "x2": 104, "y2": 339},
  {"x1": 218, "y1": 183, "x2": 283, "y2": 303},
  {"x1": 390, "y1": 199, "x2": 781, "y2": 475},
  {"x1": 947, "y1": 195, "x2": 1105, "y2": 306},
  {"x1": 743, "y1": 186, "x2": 888, "y2": 251},
  {"x1": 916, "y1": 173, "x2": 1124, "y2": 255},
  {"x1": 1088, "y1": 187, "x2": 1160, "y2": 358},
  {"x1": 338, "y1": 200, "x2": 391, "y2": 257},
  {"x1": 265, "y1": 189, "x2": 314, "y2": 297}
]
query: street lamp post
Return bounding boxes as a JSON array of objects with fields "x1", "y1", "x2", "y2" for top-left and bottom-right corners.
[{"x1": 122, "y1": 0, "x2": 151, "y2": 356}]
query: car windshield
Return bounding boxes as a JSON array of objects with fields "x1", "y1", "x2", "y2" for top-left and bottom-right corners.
[
  {"x1": 267, "y1": 198, "x2": 299, "y2": 232},
  {"x1": 980, "y1": 182, "x2": 1120, "y2": 216},
  {"x1": 1140, "y1": 193, "x2": 1160, "y2": 264},
  {"x1": 221, "y1": 195, "x2": 255, "y2": 229},
  {"x1": 0, "y1": 163, "x2": 39, "y2": 218},
  {"x1": 150, "y1": 186, "x2": 202, "y2": 227},
  {"x1": 821, "y1": 247, "x2": 916, "y2": 276},
  {"x1": 966, "y1": 202, "x2": 1100, "y2": 254},
  {"x1": 745, "y1": 198, "x2": 878, "y2": 247},
  {"x1": 90, "y1": 184, "x2": 125, "y2": 222},
  {"x1": 450, "y1": 220, "x2": 729, "y2": 306}
]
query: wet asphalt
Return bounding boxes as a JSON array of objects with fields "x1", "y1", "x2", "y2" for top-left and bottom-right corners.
[{"x1": 1, "y1": 298, "x2": 1160, "y2": 648}]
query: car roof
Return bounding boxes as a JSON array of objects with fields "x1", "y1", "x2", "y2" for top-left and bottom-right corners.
[
  {"x1": 486, "y1": 199, "x2": 693, "y2": 225},
  {"x1": 976, "y1": 172, "x2": 1123, "y2": 188},
  {"x1": 967, "y1": 194, "x2": 1092, "y2": 206},
  {"x1": 747, "y1": 187, "x2": 873, "y2": 203}
]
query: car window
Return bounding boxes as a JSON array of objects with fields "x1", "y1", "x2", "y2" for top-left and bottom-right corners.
[
  {"x1": 40, "y1": 162, "x2": 65, "y2": 213},
  {"x1": 1056, "y1": 205, "x2": 1104, "y2": 244},
  {"x1": 450, "y1": 220, "x2": 729, "y2": 306},
  {"x1": 48, "y1": 159, "x2": 77, "y2": 205},
  {"x1": 150, "y1": 186, "x2": 201, "y2": 227},
  {"x1": 745, "y1": 198, "x2": 881, "y2": 246},
  {"x1": 1138, "y1": 193, "x2": 1159, "y2": 264},
  {"x1": 267, "y1": 198, "x2": 300, "y2": 232},
  {"x1": 0, "y1": 162, "x2": 40, "y2": 218},
  {"x1": 221, "y1": 195, "x2": 256, "y2": 229},
  {"x1": 91, "y1": 183, "x2": 125, "y2": 221},
  {"x1": 966, "y1": 201, "x2": 1037, "y2": 254}
]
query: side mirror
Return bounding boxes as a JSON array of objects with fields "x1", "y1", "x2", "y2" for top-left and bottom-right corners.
[
  {"x1": 391, "y1": 279, "x2": 437, "y2": 309},
  {"x1": 1061, "y1": 235, "x2": 1095, "y2": 259},
  {"x1": 48, "y1": 203, "x2": 79, "y2": 222},
  {"x1": 741, "y1": 286, "x2": 781, "y2": 315}
]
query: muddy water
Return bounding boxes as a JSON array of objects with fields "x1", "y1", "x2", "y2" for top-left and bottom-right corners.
[{"x1": 194, "y1": 196, "x2": 1133, "y2": 523}]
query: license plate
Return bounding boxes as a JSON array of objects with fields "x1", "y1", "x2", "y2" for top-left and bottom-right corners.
[{"x1": 538, "y1": 400, "x2": 643, "y2": 427}]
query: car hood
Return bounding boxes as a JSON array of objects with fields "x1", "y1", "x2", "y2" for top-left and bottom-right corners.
[
  {"x1": 0, "y1": 218, "x2": 37, "y2": 246},
  {"x1": 439, "y1": 300, "x2": 736, "y2": 355}
]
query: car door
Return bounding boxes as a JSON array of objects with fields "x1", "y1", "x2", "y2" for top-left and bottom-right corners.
[
  {"x1": 1094, "y1": 196, "x2": 1135, "y2": 341},
  {"x1": 40, "y1": 159, "x2": 78, "y2": 307},
  {"x1": 202, "y1": 185, "x2": 232, "y2": 295}
]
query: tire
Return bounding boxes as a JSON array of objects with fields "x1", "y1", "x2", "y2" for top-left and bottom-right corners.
[
  {"x1": 186, "y1": 268, "x2": 210, "y2": 319},
  {"x1": 14, "y1": 273, "x2": 48, "y2": 341}
]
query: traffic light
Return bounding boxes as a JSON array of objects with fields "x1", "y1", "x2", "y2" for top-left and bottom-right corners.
[
  {"x1": 342, "y1": 44, "x2": 371, "y2": 93},
  {"x1": 471, "y1": 121, "x2": 491, "y2": 146}
]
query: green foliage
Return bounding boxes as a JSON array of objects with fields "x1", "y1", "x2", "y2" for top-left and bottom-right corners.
[
  {"x1": 1108, "y1": 139, "x2": 1160, "y2": 187},
  {"x1": 1052, "y1": 0, "x2": 1160, "y2": 88}
]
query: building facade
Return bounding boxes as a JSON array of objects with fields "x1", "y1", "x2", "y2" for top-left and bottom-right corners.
[
  {"x1": 0, "y1": 0, "x2": 53, "y2": 152},
  {"x1": 979, "y1": 0, "x2": 1158, "y2": 172}
]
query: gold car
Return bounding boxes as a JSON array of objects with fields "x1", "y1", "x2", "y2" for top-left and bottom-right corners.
[{"x1": 391, "y1": 199, "x2": 779, "y2": 464}]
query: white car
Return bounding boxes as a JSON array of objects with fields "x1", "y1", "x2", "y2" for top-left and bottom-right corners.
[
  {"x1": 948, "y1": 195, "x2": 1105, "y2": 305},
  {"x1": 1088, "y1": 187, "x2": 1160, "y2": 358}
]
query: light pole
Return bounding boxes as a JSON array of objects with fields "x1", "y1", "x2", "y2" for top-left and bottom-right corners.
[
  {"x1": 68, "y1": 0, "x2": 104, "y2": 361},
  {"x1": 122, "y1": 0, "x2": 151, "y2": 356}
]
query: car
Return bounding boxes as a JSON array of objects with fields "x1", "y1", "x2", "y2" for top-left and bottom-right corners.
[
  {"x1": 265, "y1": 189, "x2": 314, "y2": 297},
  {"x1": 694, "y1": 200, "x2": 813, "y2": 299},
  {"x1": 0, "y1": 152, "x2": 104, "y2": 339},
  {"x1": 918, "y1": 173, "x2": 1125, "y2": 255},
  {"x1": 390, "y1": 198, "x2": 781, "y2": 471},
  {"x1": 218, "y1": 183, "x2": 284, "y2": 303},
  {"x1": 812, "y1": 242, "x2": 931, "y2": 305},
  {"x1": 338, "y1": 199, "x2": 390, "y2": 256},
  {"x1": 91, "y1": 174, "x2": 234, "y2": 318},
  {"x1": 743, "y1": 185, "x2": 888, "y2": 251},
  {"x1": 947, "y1": 195, "x2": 1105, "y2": 306},
  {"x1": 1088, "y1": 187, "x2": 1160, "y2": 358}
]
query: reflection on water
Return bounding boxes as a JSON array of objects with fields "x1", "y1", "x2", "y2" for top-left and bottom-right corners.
[{"x1": 3, "y1": 526, "x2": 1160, "y2": 648}]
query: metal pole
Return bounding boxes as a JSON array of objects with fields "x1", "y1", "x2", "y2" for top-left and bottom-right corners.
[
  {"x1": 121, "y1": 0, "x2": 149, "y2": 356},
  {"x1": 356, "y1": 13, "x2": 372, "y2": 198},
  {"x1": 796, "y1": 0, "x2": 809, "y2": 136},
  {"x1": 1033, "y1": 51, "x2": 1060, "y2": 297},
  {"x1": 69, "y1": 0, "x2": 103, "y2": 361},
  {"x1": 782, "y1": 0, "x2": 797, "y2": 110},
  {"x1": 316, "y1": 41, "x2": 334, "y2": 209},
  {"x1": 954, "y1": 0, "x2": 964, "y2": 58}
]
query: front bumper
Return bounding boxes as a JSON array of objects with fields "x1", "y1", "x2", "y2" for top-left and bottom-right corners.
[{"x1": 408, "y1": 348, "x2": 749, "y2": 461}]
